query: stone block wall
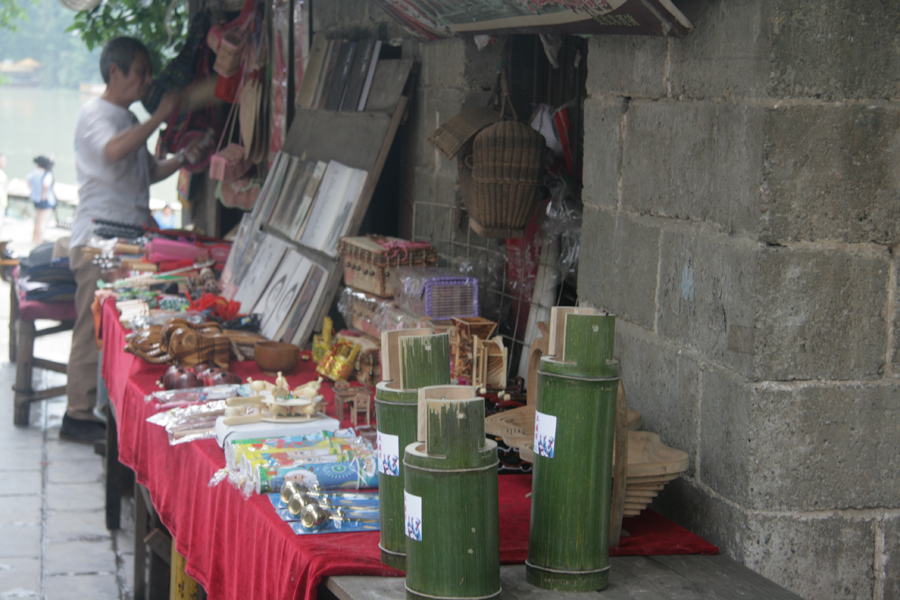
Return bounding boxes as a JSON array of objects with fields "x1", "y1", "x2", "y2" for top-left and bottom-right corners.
[
  {"x1": 580, "y1": 1, "x2": 899, "y2": 598},
  {"x1": 317, "y1": 1, "x2": 899, "y2": 597}
]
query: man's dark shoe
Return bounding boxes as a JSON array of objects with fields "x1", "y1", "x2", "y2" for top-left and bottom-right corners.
[{"x1": 59, "y1": 414, "x2": 106, "y2": 445}]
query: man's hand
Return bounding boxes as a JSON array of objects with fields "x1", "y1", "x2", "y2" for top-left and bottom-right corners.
[
  {"x1": 183, "y1": 129, "x2": 216, "y2": 165},
  {"x1": 153, "y1": 91, "x2": 183, "y2": 123}
]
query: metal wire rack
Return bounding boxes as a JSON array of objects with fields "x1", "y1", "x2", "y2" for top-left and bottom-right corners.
[{"x1": 411, "y1": 200, "x2": 575, "y2": 388}]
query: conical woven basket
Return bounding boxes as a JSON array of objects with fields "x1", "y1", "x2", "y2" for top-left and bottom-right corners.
[{"x1": 467, "y1": 120, "x2": 546, "y2": 231}]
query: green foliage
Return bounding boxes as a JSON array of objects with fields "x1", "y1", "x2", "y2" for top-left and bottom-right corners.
[
  {"x1": 0, "y1": 0, "x2": 35, "y2": 32},
  {"x1": 0, "y1": 0, "x2": 101, "y2": 87},
  {"x1": 68, "y1": 0, "x2": 189, "y2": 74}
]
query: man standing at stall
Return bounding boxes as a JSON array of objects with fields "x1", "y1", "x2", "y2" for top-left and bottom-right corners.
[{"x1": 62, "y1": 37, "x2": 205, "y2": 443}]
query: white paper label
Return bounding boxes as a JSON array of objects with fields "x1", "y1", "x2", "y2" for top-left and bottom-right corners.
[
  {"x1": 404, "y1": 491, "x2": 423, "y2": 541},
  {"x1": 377, "y1": 431, "x2": 400, "y2": 476},
  {"x1": 534, "y1": 410, "x2": 557, "y2": 459}
]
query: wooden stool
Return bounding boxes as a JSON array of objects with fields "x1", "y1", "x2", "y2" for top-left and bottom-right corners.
[{"x1": 10, "y1": 279, "x2": 77, "y2": 425}]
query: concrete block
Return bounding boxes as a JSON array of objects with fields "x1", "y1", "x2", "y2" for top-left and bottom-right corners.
[
  {"x1": 582, "y1": 97, "x2": 627, "y2": 211},
  {"x1": 44, "y1": 573, "x2": 120, "y2": 599},
  {"x1": 579, "y1": 208, "x2": 660, "y2": 330},
  {"x1": 45, "y1": 540, "x2": 117, "y2": 576},
  {"x1": 699, "y1": 367, "x2": 750, "y2": 506},
  {"x1": 615, "y1": 321, "x2": 700, "y2": 477},
  {"x1": 0, "y1": 557, "x2": 40, "y2": 596},
  {"x1": 0, "y1": 469, "x2": 41, "y2": 497},
  {"x1": 657, "y1": 228, "x2": 758, "y2": 377},
  {"x1": 46, "y1": 439, "x2": 100, "y2": 462},
  {"x1": 768, "y1": 0, "x2": 900, "y2": 101},
  {"x1": 756, "y1": 246, "x2": 888, "y2": 381},
  {"x1": 669, "y1": 0, "x2": 772, "y2": 99},
  {"x1": 46, "y1": 509, "x2": 108, "y2": 543},
  {"x1": 621, "y1": 100, "x2": 764, "y2": 235},
  {"x1": 748, "y1": 382, "x2": 900, "y2": 511},
  {"x1": 0, "y1": 495, "x2": 41, "y2": 525},
  {"x1": 885, "y1": 515, "x2": 900, "y2": 600},
  {"x1": 650, "y1": 477, "x2": 747, "y2": 561},
  {"x1": 585, "y1": 35, "x2": 667, "y2": 99},
  {"x1": 761, "y1": 104, "x2": 900, "y2": 245},
  {"x1": 744, "y1": 513, "x2": 875, "y2": 600},
  {"x1": 0, "y1": 523, "x2": 40, "y2": 558},
  {"x1": 46, "y1": 482, "x2": 105, "y2": 513},
  {"x1": 419, "y1": 38, "x2": 466, "y2": 90},
  {"x1": 47, "y1": 456, "x2": 103, "y2": 485},
  {"x1": 409, "y1": 87, "x2": 465, "y2": 175}
]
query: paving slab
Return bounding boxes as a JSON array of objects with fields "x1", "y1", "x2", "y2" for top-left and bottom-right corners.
[
  {"x1": 0, "y1": 470, "x2": 41, "y2": 497},
  {"x1": 45, "y1": 539, "x2": 117, "y2": 576},
  {"x1": 0, "y1": 495, "x2": 41, "y2": 525},
  {"x1": 44, "y1": 573, "x2": 120, "y2": 600},
  {"x1": 0, "y1": 523, "x2": 40, "y2": 559},
  {"x1": 45, "y1": 481, "x2": 105, "y2": 512},
  {"x1": 0, "y1": 557, "x2": 41, "y2": 596},
  {"x1": 45, "y1": 509, "x2": 108, "y2": 543},
  {"x1": 47, "y1": 457, "x2": 103, "y2": 485}
]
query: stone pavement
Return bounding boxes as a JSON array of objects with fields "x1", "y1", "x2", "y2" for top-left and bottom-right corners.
[{"x1": 0, "y1": 215, "x2": 136, "y2": 600}]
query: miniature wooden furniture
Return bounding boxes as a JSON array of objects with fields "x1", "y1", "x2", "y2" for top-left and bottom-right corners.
[
  {"x1": 10, "y1": 276, "x2": 76, "y2": 425},
  {"x1": 351, "y1": 389, "x2": 372, "y2": 426},
  {"x1": 333, "y1": 381, "x2": 357, "y2": 421}
]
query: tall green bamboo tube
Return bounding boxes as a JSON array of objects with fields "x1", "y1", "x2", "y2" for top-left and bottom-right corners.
[
  {"x1": 526, "y1": 311, "x2": 619, "y2": 591},
  {"x1": 376, "y1": 330, "x2": 450, "y2": 569},
  {"x1": 404, "y1": 385, "x2": 500, "y2": 600}
]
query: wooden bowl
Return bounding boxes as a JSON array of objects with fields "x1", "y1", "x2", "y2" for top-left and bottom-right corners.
[{"x1": 254, "y1": 341, "x2": 301, "y2": 374}]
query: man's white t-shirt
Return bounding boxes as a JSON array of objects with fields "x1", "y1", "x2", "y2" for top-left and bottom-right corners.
[{"x1": 70, "y1": 97, "x2": 155, "y2": 248}]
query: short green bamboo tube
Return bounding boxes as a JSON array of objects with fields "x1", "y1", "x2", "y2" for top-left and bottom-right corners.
[
  {"x1": 376, "y1": 329, "x2": 450, "y2": 570},
  {"x1": 526, "y1": 310, "x2": 619, "y2": 592},
  {"x1": 404, "y1": 385, "x2": 500, "y2": 600}
]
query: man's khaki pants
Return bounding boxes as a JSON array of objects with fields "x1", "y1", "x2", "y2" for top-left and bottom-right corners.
[{"x1": 66, "y1": 246, "x2": 102, "y2": 422}]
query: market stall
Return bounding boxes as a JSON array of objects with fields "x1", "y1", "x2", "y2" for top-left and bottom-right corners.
[{"x1": 99, "y1": 296, "x2": 719, "y2": 600}]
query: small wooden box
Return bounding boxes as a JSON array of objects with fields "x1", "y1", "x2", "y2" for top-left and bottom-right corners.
[{"x1": 338, "y1": 235, "x2": 437, "y2": 298}]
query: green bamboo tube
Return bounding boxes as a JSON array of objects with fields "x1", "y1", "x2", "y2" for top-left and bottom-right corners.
[
  {"x1": 526, "y1": 313, "x2": 619, "y2": 592},
  {"x1": 377, "y1": 332, "x2": 450, "y2": 569},
  {"x1": 404, "y1": 385, "x2": 500, "y2": 600}
]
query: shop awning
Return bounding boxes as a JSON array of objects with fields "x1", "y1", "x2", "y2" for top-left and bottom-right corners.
[{"x1": 369, "y1": 0, "x2": 696, "y2": 40}]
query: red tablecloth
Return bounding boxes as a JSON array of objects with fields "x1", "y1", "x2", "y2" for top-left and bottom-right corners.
[{"x1": 101, "y1": 299, "x2": 717, "y2": 600}]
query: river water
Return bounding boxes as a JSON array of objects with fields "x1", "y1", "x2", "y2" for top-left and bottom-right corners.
[{"x1": 0, "y1": 86, "x2": 179, "y2": 207}]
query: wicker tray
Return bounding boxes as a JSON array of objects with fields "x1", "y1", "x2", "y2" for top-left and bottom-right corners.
[{"x1": 517, "y1": 431, "x2": 689, "y2": 518}]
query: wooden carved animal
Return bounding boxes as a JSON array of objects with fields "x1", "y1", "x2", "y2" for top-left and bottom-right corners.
[{"x1": 125, "y1": 318, "x2": 265, "y2": 368}]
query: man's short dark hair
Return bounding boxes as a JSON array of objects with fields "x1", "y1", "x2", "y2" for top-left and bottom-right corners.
[{"x1": 99, "y1": 37, "x2": 150, "y2": 84}]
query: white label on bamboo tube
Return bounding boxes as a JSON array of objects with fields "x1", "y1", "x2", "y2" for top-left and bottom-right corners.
[
  {"x1": 404, "y1": 491, "x2": 423, "y2": 541},
  {"x1": 534, "y1": 411, "x2": 557, "y2": 459},
  {"x1": 377, "y1": 431, "x2": 400, "y2": 476}
]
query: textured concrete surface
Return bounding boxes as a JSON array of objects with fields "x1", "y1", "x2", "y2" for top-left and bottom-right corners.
[{"x1": 0, "y1": 217, "x2": 134, "y2": 600}]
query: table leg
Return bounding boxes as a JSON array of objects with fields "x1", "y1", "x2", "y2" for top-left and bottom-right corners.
[
  {"x1": 13, "y1": 319, "x2": 35, "y2": 426},
  {"x1": 170, "y1": 540, "x2": 205, "y2": 600},
  {"x1": 135, "y1": 482, "x2": 172, "y2": 600},
  {"x1": 105, "y1": 403, "x2": 134, "y2": 530}
]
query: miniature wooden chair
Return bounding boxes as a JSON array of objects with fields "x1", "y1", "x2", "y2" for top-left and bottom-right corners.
[
  {"x1": 351, "y1": 389, "x2": 372, "y2": 427},
  {"x1": 332, "y1": 381, "x2": 357, "y2": 422}
]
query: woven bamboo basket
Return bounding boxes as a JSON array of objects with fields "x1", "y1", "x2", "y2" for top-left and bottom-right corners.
[{"x1": 465, "y1": 120, "x2": 546, "y2": 232}]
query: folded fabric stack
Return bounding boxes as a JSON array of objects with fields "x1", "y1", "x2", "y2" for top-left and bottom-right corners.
[{"x1": 17, "y1": 244, "x2": 77, "y2": 302}]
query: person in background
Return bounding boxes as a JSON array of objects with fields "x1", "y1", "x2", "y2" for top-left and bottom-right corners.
[
  {"x1": 27, "y1": 155, "x2": 56, "y2": 245},
  {"x1": 154, "y1": 204, "x2": 177, "y2": 229},
  {"x1": 63, "y1": 37, "x2": 210, "y2": 444},
  {"x1": 0, "y1": 153, "x2": 7, "y2": 232}
]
